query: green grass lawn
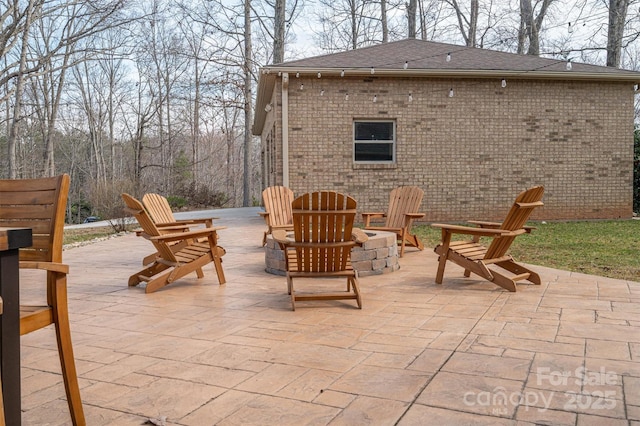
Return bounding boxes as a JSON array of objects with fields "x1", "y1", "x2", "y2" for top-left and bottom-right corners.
[{"x1": 413, "y1": 220, "x2": 640, "y2": 282}]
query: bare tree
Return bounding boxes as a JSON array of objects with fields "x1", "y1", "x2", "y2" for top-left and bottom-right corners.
[
  {"x1": 446, "y1": 0, "x2": 479, "y2": 47},
  {"x1": 518, "y1": 0, "x2": 554, "y2": 55},
  {"x1": 408, "y1": 0, "x2": 417, "y2": 38},
  {"x1": 3, "y1": 0, "x2": 126, "y2": 178},
  {"x1": 243, "y1": 0, "x2": 253, "y2": 206},
  {"x1": 5, "y1": 0, "x2": 37, "y2": 178},
  {"x1": 313, "y1": 0, "x2": 387, "y2": 52},
  {"x1": 250, "y1": 0, "x2": 305, "y2": 63},
  {"x1": 273, "y1": 0, "x2": 287, "y2": 62},
  {"x1": 381, "y1": 0, "x2": 389, "y2": 42},
  {"x1": 607, "y1": 0, "x2": 631, "y2": 67}
]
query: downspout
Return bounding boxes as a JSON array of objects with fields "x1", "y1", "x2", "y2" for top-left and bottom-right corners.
[{"x1": 281, "y1": 72, "x2": 289, "y2": 186}]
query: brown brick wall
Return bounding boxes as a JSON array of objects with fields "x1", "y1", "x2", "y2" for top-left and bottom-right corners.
[{"x1": 262, "y1": 75, "x2": 634, "y2": 222}]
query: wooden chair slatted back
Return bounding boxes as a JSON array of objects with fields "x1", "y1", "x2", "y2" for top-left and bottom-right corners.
[
  {"x1": 385, "y1": 186, "x2": 424, "y2": 228},
  {"x1": 262, "y1": 186, "x2": 294, "y2": 227},
  {"x1": 142, "y1": 193, "x2": 175, "y2": 224},
  {"x1": 291, "y1": 191, "x2": 356, "y2": 273},
  {"x1": 122, "y1": 193, "x2": 177, "y2": 261},
  {"x1": 0, "y1": 175, "x2": 69, "y2": 263},
  {"x1": 485, "y1": 186, "x2": 545, "y2": 259}
]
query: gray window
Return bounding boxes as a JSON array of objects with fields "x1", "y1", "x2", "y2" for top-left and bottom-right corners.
[{"x1": 354, "y1": 120, "x2": 395, "y2": 163}]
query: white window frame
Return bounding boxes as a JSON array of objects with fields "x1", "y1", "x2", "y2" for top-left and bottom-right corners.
[{"x1": 353, "y1": 120, "x2": 396, "y2": 164}]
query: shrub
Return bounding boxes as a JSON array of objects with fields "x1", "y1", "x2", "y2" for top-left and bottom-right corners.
[
  {"x1": 175, "y1": 182, "x2": 229, "y2": 208},
  {"x1": 68, "y1": 200, "x2": 92, "y2": 224},
  {"x1": 166, "y1": 195, "x2": 187, "y2": 209},
  {"x1": 87, "y1": 179, "x2": 137, "y2": 232}
]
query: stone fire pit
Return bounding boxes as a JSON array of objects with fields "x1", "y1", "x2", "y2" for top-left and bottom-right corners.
[{"x1": 264, "y1": 230, "x2": 400, "y2": 277}]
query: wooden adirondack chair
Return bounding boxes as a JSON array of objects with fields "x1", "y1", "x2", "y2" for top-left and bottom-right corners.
[
  {"x1": 0, "y1": 174, "x2": 85, "y2": 425},
  {"x1": 122, "y1": 193, "x2": 226, "y2": 293},
  {"x1": 273, "y1": 191, "x2": 368, "y2": 311},
  {"x1": 259, "y1": 186, "x2": 295, "y2": 246},
  {"x1": 432, "y1": 186, "x2": 545, "y2": 292},
  {"x1": 362, "y1": 185, "x2": 426, "y2": 257},
  {"x1": 141, "y1": 192, "x2": 219, "y2": 264}
]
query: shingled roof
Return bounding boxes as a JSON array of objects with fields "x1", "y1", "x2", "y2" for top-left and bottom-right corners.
[
  {"x1": 254, "y1": 38, "x2": 640, "y2": 134},
  {"x1": 269, "y1": 38, "x2": 640, "y2": 76}
]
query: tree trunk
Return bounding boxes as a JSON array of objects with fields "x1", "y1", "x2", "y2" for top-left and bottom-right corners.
[
  {"x1": 273, "y1": 0, "x2": 286, "y2": 63},
  {"x1": 407, "y1": 0, "x2": 416, "y2": 39},
  {"x1": 468, "y1": 0, "x2": 478, "y2": 47},
  {"x1": 350, "y1": 1, "x2": 357, "y2": 50},
  {"x1": 607, "y1": 0, "x2": 630, "y2": 67},
  {"x1": 192, "y1": 60, "x2": 200, "y2": 187},
  {"x1": 381, "y1": 0, "x2": 388, "y2": 43},
  {"x1": 243, "y1": 0, "x2": 253, "y2": 206},
  {"x1": 7, "y1": 0, "x2": 35, "y2": 179},
  {"x1": 519, "y1": 0, "x2": 553, "y2": 56},
  {"x1": 449, "y1": 0, "x2": 478, "y2": 47}
]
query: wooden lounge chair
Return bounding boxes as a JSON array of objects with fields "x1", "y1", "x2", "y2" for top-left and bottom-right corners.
[
  {"x1": 122, "y1": 193, "x2": 226, "y2": 293},
  {"x1": 141, "y1": 192, "x2": 219, "y2": 264},
  {"x1": 273, "y1": 191, "x2": 368, "y2": 310},
  {"x1": 362, "y1": 185, "x2": 426, "y2": 257},
  {"x1": 259, "y1": 185, "x2": 294, "y2": 246},
  {"x1": 432, "y1": 186, "x2": 545, "y2": 292},
  {"x1": 0, "y1": 174, "x2": 85, "y2": 425}
]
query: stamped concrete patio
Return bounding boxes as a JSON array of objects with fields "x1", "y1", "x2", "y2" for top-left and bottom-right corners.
[{"x1": 19, "y1": 207, "x2": 640, "y2": 425}]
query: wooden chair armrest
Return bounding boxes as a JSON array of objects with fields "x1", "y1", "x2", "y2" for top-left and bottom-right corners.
[
  {"x1": 154, "y1": 224, "x2": 191, "y2": 232},
  {"x1": 351, "y1": 228, "x2": 369, "y2": 245},
  {"x1": 361, "y1": 212, "x2": 385, "y2": 227},
  {"x1": 402, "y1": 213, "x2": 425, "y2": 227},
  {"x1": 156, "y1": 218, "x2": 217, "y2": 227},
  {"x1": 150, "y1": 226, "x2": 226, "y2": 243},
  {"x1": 20, "y1": 261, "x2": 69, "y2": 274},
  {"x1": 258, "y1": 211, "x2": 271, "y2": 226},
  {"x1": 405, "y1": 213, "x2": 425, "y2": 219},
  {"x1": 516, "y1": 201, "x2": 544, "y2": 208},
  {"x1": 467, "y1": 220, "x2": 537, "y2": 233},
  {"x1": 272, "y1": 229, "x2": 290, "y2": 244},
  {"x1": 467, "y1": 220, "x2": 502, "y2": 228},
  {"x1": 431, "y1": 223, "x2": 512, "y2": 237}
]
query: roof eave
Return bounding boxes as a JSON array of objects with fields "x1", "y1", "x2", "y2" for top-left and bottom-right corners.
[
  {"x1": 252, "y1": 73, "x2": 276, "y2": 136},
  {"x1": 261, "y1": 66, "x2": 640, "y2": 82}
]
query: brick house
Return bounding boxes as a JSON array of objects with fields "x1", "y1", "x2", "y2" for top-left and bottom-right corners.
[{"x1": 252, "y1": 39, "x2": 640, "y2": 221}]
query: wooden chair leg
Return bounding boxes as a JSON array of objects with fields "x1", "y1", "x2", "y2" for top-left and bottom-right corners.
[
  {"x1": 351, "y1": 276, "x2": 362, "y2": 309},
  {"x1": 411, "y1": 234, "x2": 425, "y2": 250},
  {"x1": 290, "y1": 278, "x2": 296, "y2": 311},
  {"x1": 0, "y1": 371, "x2": 4, "y2": 426},
  {"x1": 434, "y1": 231, "x2": 452, "y2": 284},
  {"x1": 52, "y1": 276, "x2": 85, "y2": 426},
  {"x1": 213, "y1": 256, "x2": 226, "y2": 284},
  {"x1": 195, "y1": 267, "x2": 204, "y2": 278},
  {"x1": 0, "y1": 296, "x2": 4, "y2": 426}
]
